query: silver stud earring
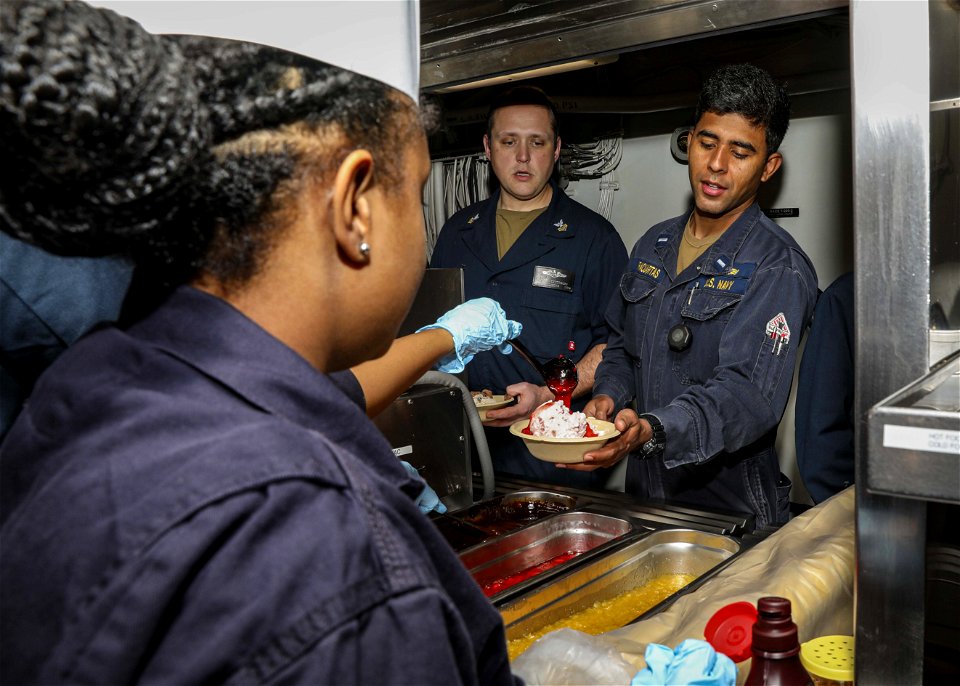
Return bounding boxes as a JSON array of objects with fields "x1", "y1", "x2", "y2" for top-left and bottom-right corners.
[{"x1": 359, "y1": 241, "x2": 371, "y2": 257}]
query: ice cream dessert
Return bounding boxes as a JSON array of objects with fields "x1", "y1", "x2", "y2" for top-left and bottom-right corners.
[{"x1": 526, "y1": 401, "x2": 599, "y2": 438}]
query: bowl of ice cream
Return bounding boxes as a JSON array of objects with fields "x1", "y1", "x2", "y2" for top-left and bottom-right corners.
[
  {"x1": 509, "y1": 401, "x2": 619, "y2": 464},
  {"x1": 471, "y1": 390, "x2": 514, "y2": 421}
]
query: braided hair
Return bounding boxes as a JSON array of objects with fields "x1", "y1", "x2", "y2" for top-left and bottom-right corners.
[
  {"x1": 0, "y1": 0, "x2": 209, "y2": 258},
  {"x1": 1, "y1": 0, "x2": 422, "y2": 290}
]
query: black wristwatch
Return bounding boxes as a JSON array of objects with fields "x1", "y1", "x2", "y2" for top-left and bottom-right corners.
[{"x1": 638, "y1": 413, "x2": 666, "y2": 458}]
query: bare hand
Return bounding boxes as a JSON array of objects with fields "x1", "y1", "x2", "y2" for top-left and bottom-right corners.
[
  {"x1": 482, "y1": 382, "x2": 553, "y2": 427},
  {"x1": 560, "y1": 409, "x2": 650, "y2": 472},
  {"x1": 583, "y1": 394, "x2": 615, "y2": 421}
]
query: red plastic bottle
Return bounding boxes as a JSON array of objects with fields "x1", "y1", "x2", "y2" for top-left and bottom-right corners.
[
  {"x1": 543, "y1": 341, "x2": 578, "y2": 408},
  {"x1": 744, "y1": 597, "x2": 813, "y2": 686}
]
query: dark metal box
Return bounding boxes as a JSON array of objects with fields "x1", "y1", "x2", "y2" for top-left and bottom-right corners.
[{"x1": 373, "y1": 383, "x2": 472, "y2": 511}]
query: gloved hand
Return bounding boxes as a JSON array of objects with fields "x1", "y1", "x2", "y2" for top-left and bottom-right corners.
[
  {"x1": 416, "y1": 298, "x2": 522, "y2": 374},
  {"x1": 401, "y1": 461, "x2": 447, "y2": 515},
  {"x1": 631, "y1": 639, "x2": 736, "y2": 686}
]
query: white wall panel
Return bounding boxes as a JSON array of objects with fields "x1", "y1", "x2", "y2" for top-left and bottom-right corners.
[{"x1": 567, "y1": 113, "x2": 853, "y2": 290}]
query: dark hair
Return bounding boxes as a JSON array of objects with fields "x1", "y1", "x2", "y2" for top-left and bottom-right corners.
[
  {"x1": 486, "y1": 85, "x2": 559, "y2": 142},
  {"x1": 0, "y1": 0, "x2": 422, "y2": 290},
  {"x1": 693, "y1": 64, "x2": 790, "y2": 154}
]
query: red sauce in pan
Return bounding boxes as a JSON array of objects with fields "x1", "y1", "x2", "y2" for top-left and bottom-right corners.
[{"x1": 480, "y1": 550, "x2": 580, "y2": 597}]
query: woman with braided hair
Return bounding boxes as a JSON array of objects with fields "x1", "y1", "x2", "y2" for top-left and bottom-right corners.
[{"x1": 0, "y1": 2, "x2": 522, "y2": 683}]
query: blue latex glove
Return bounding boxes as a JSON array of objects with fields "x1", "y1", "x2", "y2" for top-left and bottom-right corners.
[
  {"x1": 400, "y1": 461, "x2": 447, "y2": 514},
  {"x1": 416, "y1": 298, "x2": 522, "y2": 374},
  {"x1": 631, "y1": 639, "x2": 736, "y2": 686}
]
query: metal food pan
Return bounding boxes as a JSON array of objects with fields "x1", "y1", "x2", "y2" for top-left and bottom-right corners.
[
  {"x1": 459, "y1": 511, "x2": 634, "y2": 600},
  {"x1": 499, "y1": 528, "x2": 740, "y2": 637},
  {"x1": 451, "y1": 490, "x2": 578, "y2": 537}
]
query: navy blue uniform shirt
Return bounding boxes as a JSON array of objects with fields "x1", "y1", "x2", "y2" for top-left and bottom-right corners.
[
  {"x1": 595, "y1": 204, "x2": 817, "y2": 526},
  {"x1": 430, "y1": 182, "x2": 627, "y2": 486},
  {"x1": 0, "y1": 233, "x2": 132, "y2": 439},
  {"x1": 795, "y1": 272, "x2": 855, "y2": 503},
  {"x1": 0, "y1": 287, "x2": 519, "y2": 686}
]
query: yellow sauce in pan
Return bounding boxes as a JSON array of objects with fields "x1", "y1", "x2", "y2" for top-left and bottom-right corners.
[{"x1": 507, "y1": 573, "x2": 696, "y2": 660}]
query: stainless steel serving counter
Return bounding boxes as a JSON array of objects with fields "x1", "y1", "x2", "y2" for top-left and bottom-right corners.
[{"x1": 429, "y1": 475, "x2": 783, "y2": 667}]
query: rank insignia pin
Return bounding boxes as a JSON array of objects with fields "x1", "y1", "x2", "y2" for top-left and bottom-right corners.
[
  {"x1": 554, "y1": 219, "x2": 568, "y2": 232},
  {"x1": 467, "y1": 213, "x2": 480, "y2": 224}
]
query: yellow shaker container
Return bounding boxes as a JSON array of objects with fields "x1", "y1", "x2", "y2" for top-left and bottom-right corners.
[{"x1": 800, "y1": 635, "x2": 854, "y2": 686}]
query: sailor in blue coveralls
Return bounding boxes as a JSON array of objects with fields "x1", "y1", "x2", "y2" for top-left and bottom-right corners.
[
  {"x1": 795, "y1": 272, "x2": 855, "y2": 503},
  {"x1": 0, "y1": 233, "x2": 132, "y2": 440},
  {"x1": 0, "y1": 6, "x2": 523, "y2": 684},
  {"x1": 430, "y1": 86, "x2": 628, "y2": 488},
  {"x1": 580, "y1": 65, "x2": 818, "y2": 528}
]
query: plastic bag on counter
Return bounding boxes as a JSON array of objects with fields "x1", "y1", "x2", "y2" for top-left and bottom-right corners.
[
  {"x1": 511, "y1": 629, "x2": 638, "y2": 685},
  {"x1": 512, "y1": 631, "x2": 736, "y2": 686}
]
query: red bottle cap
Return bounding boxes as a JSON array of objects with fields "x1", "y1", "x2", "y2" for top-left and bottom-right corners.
[{"x1": 704, "y1": 601, "x2": 758, "y2": 663}]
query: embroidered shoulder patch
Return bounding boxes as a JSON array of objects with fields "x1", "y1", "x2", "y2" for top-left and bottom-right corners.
[{"x1": 766, "y1": 312, "x2": 791, "y2": 355}]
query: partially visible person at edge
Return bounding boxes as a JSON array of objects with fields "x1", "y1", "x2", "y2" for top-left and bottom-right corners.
[
  {"x1": 0, "y1": 1, "x2": 523, "y2": 683},
  {"x1": 0, "y1": 234, "x2": 132, "y2": 441},
  {"x1": 429, "y1": 85, "x2": 628, "y2": 489},
  {"x1": 580, "y1": 64, "x2": 818, "y2": 528},
  {"x1": 795, "y1": 271, "x2": 854, "y2": 504},
  {"x1": 0, "y1": 231, "x2": 516, "y2": 444}
]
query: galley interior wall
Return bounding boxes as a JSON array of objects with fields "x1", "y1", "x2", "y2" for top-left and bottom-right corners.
[{"x1": 421, "y1": 10, "x2": 855, "y2": 503}]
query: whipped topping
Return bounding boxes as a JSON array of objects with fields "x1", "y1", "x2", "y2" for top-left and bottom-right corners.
[{"x1": 528, "y1": 401, "x2": 589, "y2": 438}]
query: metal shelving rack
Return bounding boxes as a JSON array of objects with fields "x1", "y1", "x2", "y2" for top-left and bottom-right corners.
[{"x1": 853, "y1": 1, "x2": 959, "y2": 682}]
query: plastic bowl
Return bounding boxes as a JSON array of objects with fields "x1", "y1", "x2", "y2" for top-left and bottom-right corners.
[
  {"x1": 472, "y1": 393, "x2": 514, "y2": 421},
  {"x1": 509, "y1": 419, "x2": 619, "y2": 463}
]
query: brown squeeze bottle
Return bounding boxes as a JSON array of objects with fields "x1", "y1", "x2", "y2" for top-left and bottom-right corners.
[{"x1": 744, "y1": 597, "x2": 813, "y2": 686}]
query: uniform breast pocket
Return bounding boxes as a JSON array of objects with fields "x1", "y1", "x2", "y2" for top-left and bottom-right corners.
[
  {"x1": 673, "y1": 290, "x2": 742, "y2": 385},
  {"x1": 519, "y1": 288, "x2": 584, "y2": 358},
  {"x1": 620, "y1": 273, "x2": 658, "y2": 360}
]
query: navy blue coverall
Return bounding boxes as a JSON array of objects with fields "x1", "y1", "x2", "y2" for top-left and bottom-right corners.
[
  {"x1": 594, "y1": 204, "x2": 817, "y2": 527},
  {"x1": 0, "y1": 287, "x2": 520, "y2": 686},
  {"x1": 430, "y1": 182, "x2": 627, "y2": 487},
  {"x1": 795, "y1": 271, "x2": 855, "y2": 503},
  {"x1": 0, "y1": 233, "x2": 132, "y2": 439}
]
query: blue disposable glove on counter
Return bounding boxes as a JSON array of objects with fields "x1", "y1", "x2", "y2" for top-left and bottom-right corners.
[
  {"x1": 401, "y1": 461, "x2": 447, "y2": 514},
  {"x1": 631, "y1": 639, "x2": 736, "y2": 686},
  {"x1": 416, "y1": 298, "x2": 522, "y2": 374}
]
